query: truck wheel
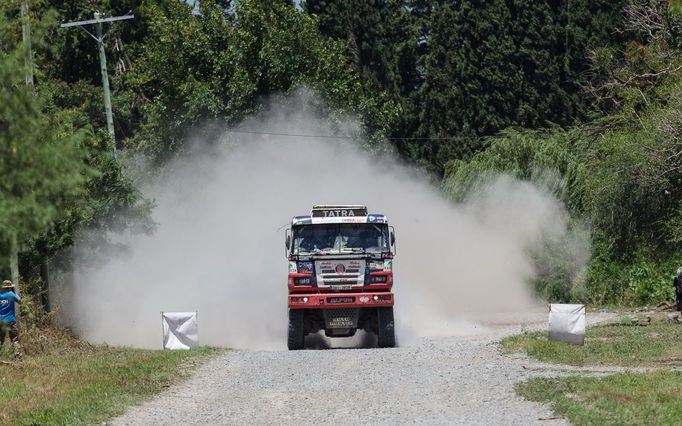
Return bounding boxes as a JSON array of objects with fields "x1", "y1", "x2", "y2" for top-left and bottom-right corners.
[
  {"x1": 377, "y1": 307, "x2": 395, "y2": 348},
  {"x1": 288, "y1": 309, "x2": 305, "y2": 350}
]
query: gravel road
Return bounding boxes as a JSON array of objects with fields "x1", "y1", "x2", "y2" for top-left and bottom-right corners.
[{"x1": 111, "y1": 312, "x2": 612, "y2": 426}]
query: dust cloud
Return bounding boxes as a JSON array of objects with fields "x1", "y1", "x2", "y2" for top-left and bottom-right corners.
[{"x1": 52, "y1": 93, "x2": 588, "y2": 350}]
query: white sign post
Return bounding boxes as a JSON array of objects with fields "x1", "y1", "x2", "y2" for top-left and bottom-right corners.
[{"x1": 162, "y1": 311, "x2": 198, "y2": 350}]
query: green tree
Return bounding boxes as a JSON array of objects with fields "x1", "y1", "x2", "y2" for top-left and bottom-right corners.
[
  {"x1": 441, "y1": 1, "x2": 682, "y2": 303},
  {"x1": 0, "y1": 9, "x2": 94, "y2": 290},
  {"x1": 508, "y1": 1, "x2": 573, "y2": 127},
  {"x1": 130, "y1": 0, "x2": 394, "y2": 163},
  {"x1": 305, "y1": 0, "x2": 427, "y2": 165},
  {"x1": 304, "y1": 0, "x2": 417, "y2": 98},
  {"x1": 0, "y1": 3, "x2": 151, "y2": 298},
  {"x1": 416, "y1": 0, "x2": 520, "y2": 169}
]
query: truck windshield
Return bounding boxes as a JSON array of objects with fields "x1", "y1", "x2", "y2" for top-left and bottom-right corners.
[{"x1": 292, "y1": 224, "x2": 389, "y2": 255}]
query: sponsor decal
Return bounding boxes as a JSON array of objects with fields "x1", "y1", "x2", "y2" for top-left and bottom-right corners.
[
  {"x1": 311, "y1": 207, "x2": 368, "y2": 218},
  {"x1": 298, "y1": 261, "x2": 313, "y2": 274},
  {"x1": 328, "y1": 297, "x2": 354, "y2": 304},
  {"x1": 328, "y1": 209, "x2": 353, "y2": 217},
  {"x1": 310, "y1": 217, "x2": 367, "y2": 224},
  {"x1": 288, "y1": 261, "x2": 297, "y2": 273}
]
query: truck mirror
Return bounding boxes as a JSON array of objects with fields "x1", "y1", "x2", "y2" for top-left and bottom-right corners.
[
  {"x1": 389, "y1": 226, "x2": 396, "y2": 254},
  {"x1": 284, "y1": 228, "x2": 292, "y2": 258}
]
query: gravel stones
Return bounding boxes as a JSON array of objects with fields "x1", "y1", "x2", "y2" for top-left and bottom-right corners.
[{"x1": 111, "y1": 317, "x2": 574, "y2": 426}]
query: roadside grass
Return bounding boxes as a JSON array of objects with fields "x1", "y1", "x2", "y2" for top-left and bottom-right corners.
[
  {"x1": 0, "y1": 345, "x2": 224, "y2": 426},
  {"x1": 517, "y1": 371, "x2": 682, "y2": 425},
  {"x1": 505, "y1": 314, "x2": 682, "y2": 425},
  {"x1": 501, "y1": 316, "x2": 682, "y2": 367}
]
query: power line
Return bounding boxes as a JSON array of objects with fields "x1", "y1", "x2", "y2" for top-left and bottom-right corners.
[
  {"x1": 225, "y1": 130, "x2": 349, "y2": 139},
  {"x1": 222, "y1": 129, "x2": 492, "y2": 141}
]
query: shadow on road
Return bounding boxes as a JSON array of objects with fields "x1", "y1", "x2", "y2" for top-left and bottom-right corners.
[{"x1": 304, "y1": 330, "x2": 379, "y2": 350}]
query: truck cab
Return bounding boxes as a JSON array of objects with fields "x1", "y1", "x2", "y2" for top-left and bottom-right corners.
[{"x1": 285, "y1": 205, "x2": 396, "y2": 350}]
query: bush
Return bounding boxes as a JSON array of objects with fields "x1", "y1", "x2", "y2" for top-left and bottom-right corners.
[
  {"x1": 0, "y1": 292, "x2": 89, "y2": 359},
  {"x1": 585, "y1": 241, "x2": 679, "y2": 305}
]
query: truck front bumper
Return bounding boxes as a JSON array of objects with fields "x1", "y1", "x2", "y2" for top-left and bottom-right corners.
[{"x1": 288, "y1": 292, "x2": 394, "y2": 309}]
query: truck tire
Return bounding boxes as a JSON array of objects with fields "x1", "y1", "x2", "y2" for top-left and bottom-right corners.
[
  {"x1": 377, "y1": 307, "x2": 396, "y2": 348},
  {"x1": 288, "y1": 309, "x2": 305, "y2": 350}
]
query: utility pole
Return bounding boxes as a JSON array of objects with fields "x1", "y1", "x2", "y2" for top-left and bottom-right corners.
[
  {"x1": 60, "y1": 12, "x2": 134, "y2": 159},
  {"x1": 10, "y1": 1, "x2": 34, "y2": 295},
  {"x1": 94, "y1": 13, "x2": 116, "y2": 157},
  {"x1": 21, "y1": 0, "x2": 33, "y2": 89}
]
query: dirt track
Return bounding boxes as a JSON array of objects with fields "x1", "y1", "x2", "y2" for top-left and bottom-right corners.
[{"x1": 110, "y1": 310, "x2": 620, "y2": 425}]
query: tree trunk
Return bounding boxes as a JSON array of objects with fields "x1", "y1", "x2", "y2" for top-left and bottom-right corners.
[{"x1": 40, "y1": 258, "x2": 50, "y2": 311}]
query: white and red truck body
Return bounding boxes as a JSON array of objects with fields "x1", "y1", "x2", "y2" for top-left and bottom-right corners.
[{"x1": 285, "y1": 205, "x2": 396, "y2": 349}]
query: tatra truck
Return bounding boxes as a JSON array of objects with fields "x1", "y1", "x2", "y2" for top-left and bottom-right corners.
[{"x1": 285, "y1": 205, "x2": 396, "y2": 350}]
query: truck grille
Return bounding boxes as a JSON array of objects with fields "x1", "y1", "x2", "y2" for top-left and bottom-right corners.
[{"x1": 315, "y1": 259, "x2": 365, "y2": 287}]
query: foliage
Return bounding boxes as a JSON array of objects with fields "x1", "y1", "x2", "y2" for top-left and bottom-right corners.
[
  {"x1": 502, "y1": 318, "x2": 682, "y2": 366},
  {"x1": 304, "y1": 0, "x2": 419, "y2": 153},
  {"x1": 0, "y1": 8, "x2": 94, "y2": 257},
  {"x1": 440, "y1": 1, "x2": 682, "y2": 303},
  {"x1": 674, "y1": 0, "x2": 682, "y2": 13},
  {"x1": 0, "y1": 343, "x2": 222, "y2": 424},
  {"x1": 518, "y1": 372, "x2": 682, "y2": 426},
  {"x1": 0, "y1": 0, "x2": 679, "y2": 306},
  {"x1": 305, "y1": 0, "x2": 416, "y2": 98},
  {"x1": 441, "y1": 104, "x2": 682, "y2": 304},
  {"x1": 442, "y1": 129, "x2": 583, "y2": 205},
  {"x1": 442, "y1": 129, "x2": 590, "y2": 302},
  {"x1": 129, "y1": 0, "x2": 396, "y2": 163},
  {"x1": 506, "y1": 316, "x2": 682, "y2": 423},
  {"x1": 307, "y1": 0, "x2": 627, "y2": 172},
  {"x1": 0, "y1": 2, "x2": 151, "y2": 288},
  {"x1": 585, "y1": 244, "x2": 679, "y2": 304}
]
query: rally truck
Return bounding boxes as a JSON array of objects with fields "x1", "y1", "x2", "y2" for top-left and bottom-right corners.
[{"x1": 285, "y1": 205, "x2": 396, "y2": 350}]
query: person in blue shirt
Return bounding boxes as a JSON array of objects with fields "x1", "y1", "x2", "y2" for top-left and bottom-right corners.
[{"x1": 0, "y1": 280, "x2": 22, "y2": 358}]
